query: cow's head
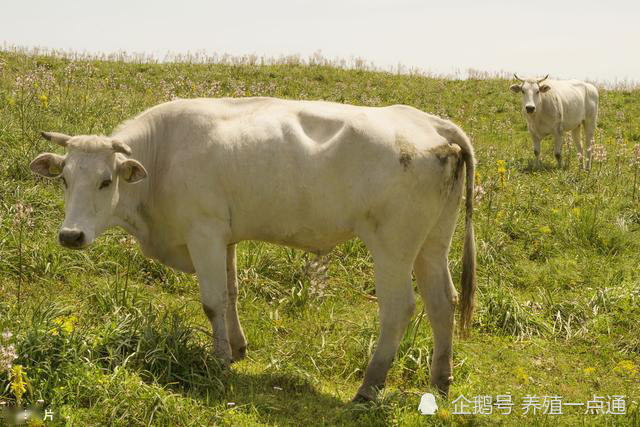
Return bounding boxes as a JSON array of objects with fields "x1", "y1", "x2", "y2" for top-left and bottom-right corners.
[
  {"x1": 30, "y1": 132, "x2": 147, "y2": 249},
  {"x1": 509, "y1": 74, "x2": 551, "y2": 114}
]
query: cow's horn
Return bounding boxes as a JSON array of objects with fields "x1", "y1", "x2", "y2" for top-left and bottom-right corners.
[
  {"x1": 41, "y1": 131, "x2": 71, "y2": 147},
  {"x1": 537, "y1": 74, "x2": 549, "y2": 84},
  {"x1": 513, "y1": 73, "x2": 524, "y2": 83},
  {"x1": 111, "y1": 139, "x2": 132, "y2": 156}
]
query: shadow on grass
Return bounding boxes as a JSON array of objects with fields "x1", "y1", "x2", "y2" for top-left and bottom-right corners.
[
  {"x1": 21, "y1": 292, "x2": 400, "y2": 425},
  {"x1": 89, "y1": 307, "x2": 396, "y2": 425},
  {"x1": 153, "y1": 365, "x2": 400, "y2": 426},
  {"x1": 518, "y1": 158, "x2": 558, "y2": 174}
]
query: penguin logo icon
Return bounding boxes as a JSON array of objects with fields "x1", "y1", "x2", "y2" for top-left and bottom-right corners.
[{"x1": 418, "y1": 393, "x2": 438, "y2": 415}]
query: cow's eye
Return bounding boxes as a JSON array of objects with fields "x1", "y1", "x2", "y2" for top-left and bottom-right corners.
[
  {"x1": 61, "y1": 177, "x2": 67, "y2": 188},
  {"x1": 99, "y1": 179, "x2": 112, "y2": 189}
]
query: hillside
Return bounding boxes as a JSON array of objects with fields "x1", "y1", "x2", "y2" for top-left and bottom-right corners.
[{"x1": 0, "y1": 50, "x2": 639, "y2": 425}]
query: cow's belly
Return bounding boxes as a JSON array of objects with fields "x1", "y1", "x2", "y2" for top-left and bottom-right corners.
[{"x1": 242, "y1": 221, "x2": 354, "y2": 253}]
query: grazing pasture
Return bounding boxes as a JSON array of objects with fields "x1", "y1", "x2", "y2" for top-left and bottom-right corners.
[{"x1": 0, "y1": 50, "x2": 639, "y2": 425}]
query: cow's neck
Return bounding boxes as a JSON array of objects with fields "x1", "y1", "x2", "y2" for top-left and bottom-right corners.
[
  {"x1": 112, "y1": 185, "x2": 151, "y2": 246},
  {"x1": 110, "y1": 117, "x2": 157, "y2": 248}
]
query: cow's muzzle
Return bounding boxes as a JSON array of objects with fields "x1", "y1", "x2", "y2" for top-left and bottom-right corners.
[
  {"x1": 59, "y1": 228, "x2": 85, "y2": 249},
  {"x1": 525, "y1": 105, "x2": 536, "y2": 114}
]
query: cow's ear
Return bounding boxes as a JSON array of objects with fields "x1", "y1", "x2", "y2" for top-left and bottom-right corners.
[
  {"x1": 539, "y1": 84, "x2": 551, "y2": 93},
  {"x1": 118, "y1": 159, "x2": 147, "y2": 183},
  {"x1": 509, "y1": 84, "x2": 522, "y2": 93},
  {"x1": 30, "y1": 153, "x2": 65, "y2": 178}
]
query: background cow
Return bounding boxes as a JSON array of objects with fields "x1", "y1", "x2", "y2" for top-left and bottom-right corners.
[
  {"x1": 510, "y1": 74, "x2": 599, "y2": 169},
  {"x1": 29, "y1": 97, "x2": 476, "y2": 402}
]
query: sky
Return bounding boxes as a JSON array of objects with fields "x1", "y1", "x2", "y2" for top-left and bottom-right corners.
[{"x1": 1, "y1": 0, "x2": 639, "y2": 83}]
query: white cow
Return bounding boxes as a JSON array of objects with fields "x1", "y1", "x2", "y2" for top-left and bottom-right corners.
[
  {"x1": 29, "y1": 97, "x2": 476, "y2": 401},
  {"x1": 510, "y1": 74, "x2": 598, "y2": 169}
]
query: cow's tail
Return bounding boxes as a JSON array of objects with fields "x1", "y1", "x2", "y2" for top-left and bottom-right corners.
[{"x1": 438, "y1": 121, "x2": 477, "y2": 337}]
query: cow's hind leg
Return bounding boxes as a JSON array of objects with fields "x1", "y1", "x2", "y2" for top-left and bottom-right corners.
[
  {"x1": 414, "y1": 237, "x2": 458, "y2": 396},
  {"x1": 571, "y1": 127, "x2": 584, "y2": 169},
  {"x1": 353, "y1": 247, "x2": 416, "y2": 402},
  {"x1": 413, "y1": 176, "x2": 462, "y2": 396},
  {"x1": 226, "y1": 244, "x2": 248, "y2": 361}
]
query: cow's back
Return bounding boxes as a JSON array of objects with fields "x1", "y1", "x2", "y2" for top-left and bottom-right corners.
[{"x1": 119, "y1": 98, "x2": 461, "y2": 252}]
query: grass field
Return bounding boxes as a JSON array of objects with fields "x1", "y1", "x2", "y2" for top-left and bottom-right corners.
[{"x1": 0, "y1": 49, "x2": 639, "y2": 426}]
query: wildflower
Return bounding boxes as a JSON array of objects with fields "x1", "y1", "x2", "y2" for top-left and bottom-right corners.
[
  {"x1": 539, "y1": 226, "x2": 551, "y2": 234},
  {"x1": 631, "y1": 144, "x2": 640, "y2": 166},
  {"x1": 50, "y1": 315, "x2": 78, "y2": 335},
  {"x1": 0, "y1": 343, "x2": 18, "y2": 374},
  {"x1": 10, "y1": 365, "x2": 29, "y2": 405},
  {"x1": 119, "y1": 235, "x2": 135, "y2": 247},
  {"x1": 583, "y1": 367, "x2": 595, "y2": 375},
  {"x1": 591, "y1": 144, "x2": 607, "y2": 163},
  {"x1": 572, "y1": 207, "x2": 581, "y2": 217},
  {"x1": 474, "y1": 184, "x2": 486, "y2": 203},
  {"x1": 514, "y1": 366, "x2": 529, "y2": 385},
  {"x1": 2, "y1": 330, "x2": 12, "y2": 341},
  {"x1": 551, "y1": 208, "x2": 559, "y2": 215},
  {"x1": 497, "y1": 160, "x2": 507, "y2": 188},
  {"x1": 613, "y1": 360, "x2": 637, "y2": 378},
  {"x1": 437, "y1": 408, "x2": 450, "y2": 421},
  {"x1": 12, "y1": 202, "x2": 34, "y2": 228},
  {"x1": 39, "y1": 93, "x2": 48, "y2": 108}
]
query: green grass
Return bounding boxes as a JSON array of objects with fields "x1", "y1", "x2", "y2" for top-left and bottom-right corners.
[{"x1": 0, "y1": 50, "x2": 639, "y2": 426}]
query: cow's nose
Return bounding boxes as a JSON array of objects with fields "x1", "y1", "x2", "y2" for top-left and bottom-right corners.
[
  {"x1": 59, "y1": 229, "x2": 85, "y2": 248},
  {"x1": 525, "y1": 105, "x2": 535, "y2": 113}
]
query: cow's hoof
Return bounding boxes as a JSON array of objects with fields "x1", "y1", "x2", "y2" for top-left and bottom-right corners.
[
  {"x1": 232, "y1": 345, "x2": 247, "y2": 362},
  {"x1": 351, "y1": 393, "x2": 373, "y2": 403},
  {"x1": 430, "y1": 375, "x2": 453, "y2": 397},
  {"x1": 214, "y1": 352, "x2": 233, "y2": 368}
]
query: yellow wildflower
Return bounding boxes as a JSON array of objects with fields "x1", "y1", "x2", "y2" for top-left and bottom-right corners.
[
  {"x1": 551, "y1": 208, "x2": 559, "y2": 214},
  {"x1": 10, "y1": 364, "x2": 29, "y2": 404},
  {"x1": 515, "y1": 366, "x2": 529, "y2": 385},
  {"x1": 583, "y1": 367, "x2": 595, "y2": 375},
  {"x1": 614, "y1": 360, "x2": 637, "y2": 378},
  {"x1": 50, "y1": 315, "x2": 79, "y2": 335},
  {"x1": 539, "y1": 226, "x2": 551, "y2": 234},
  {"x1": 39, "y1": 93, "x2": 48, "y2": 108},
  {"x1": 496, "y1": 160, "x2": 506, "y2": 188},
  {"x1": 572, "y1": 207, "x2": 581, "y2": 217},
  {"x1": 437, "y1": 408, "x2": 450, "y2": 421}
]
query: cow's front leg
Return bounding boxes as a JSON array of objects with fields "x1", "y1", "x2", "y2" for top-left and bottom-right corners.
[
  {"x1": 554, "y1": 131, "x2": 564, "y2": 168},
  {"x1": 188, "y1": 227, "x2": 232, "y2": 365},
  {"x1": 226, "y1": 244, "x2": 248, "y2": 361},
  {"x1": 531, "y1": 134, "x2": 541, "y2": 167}
]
